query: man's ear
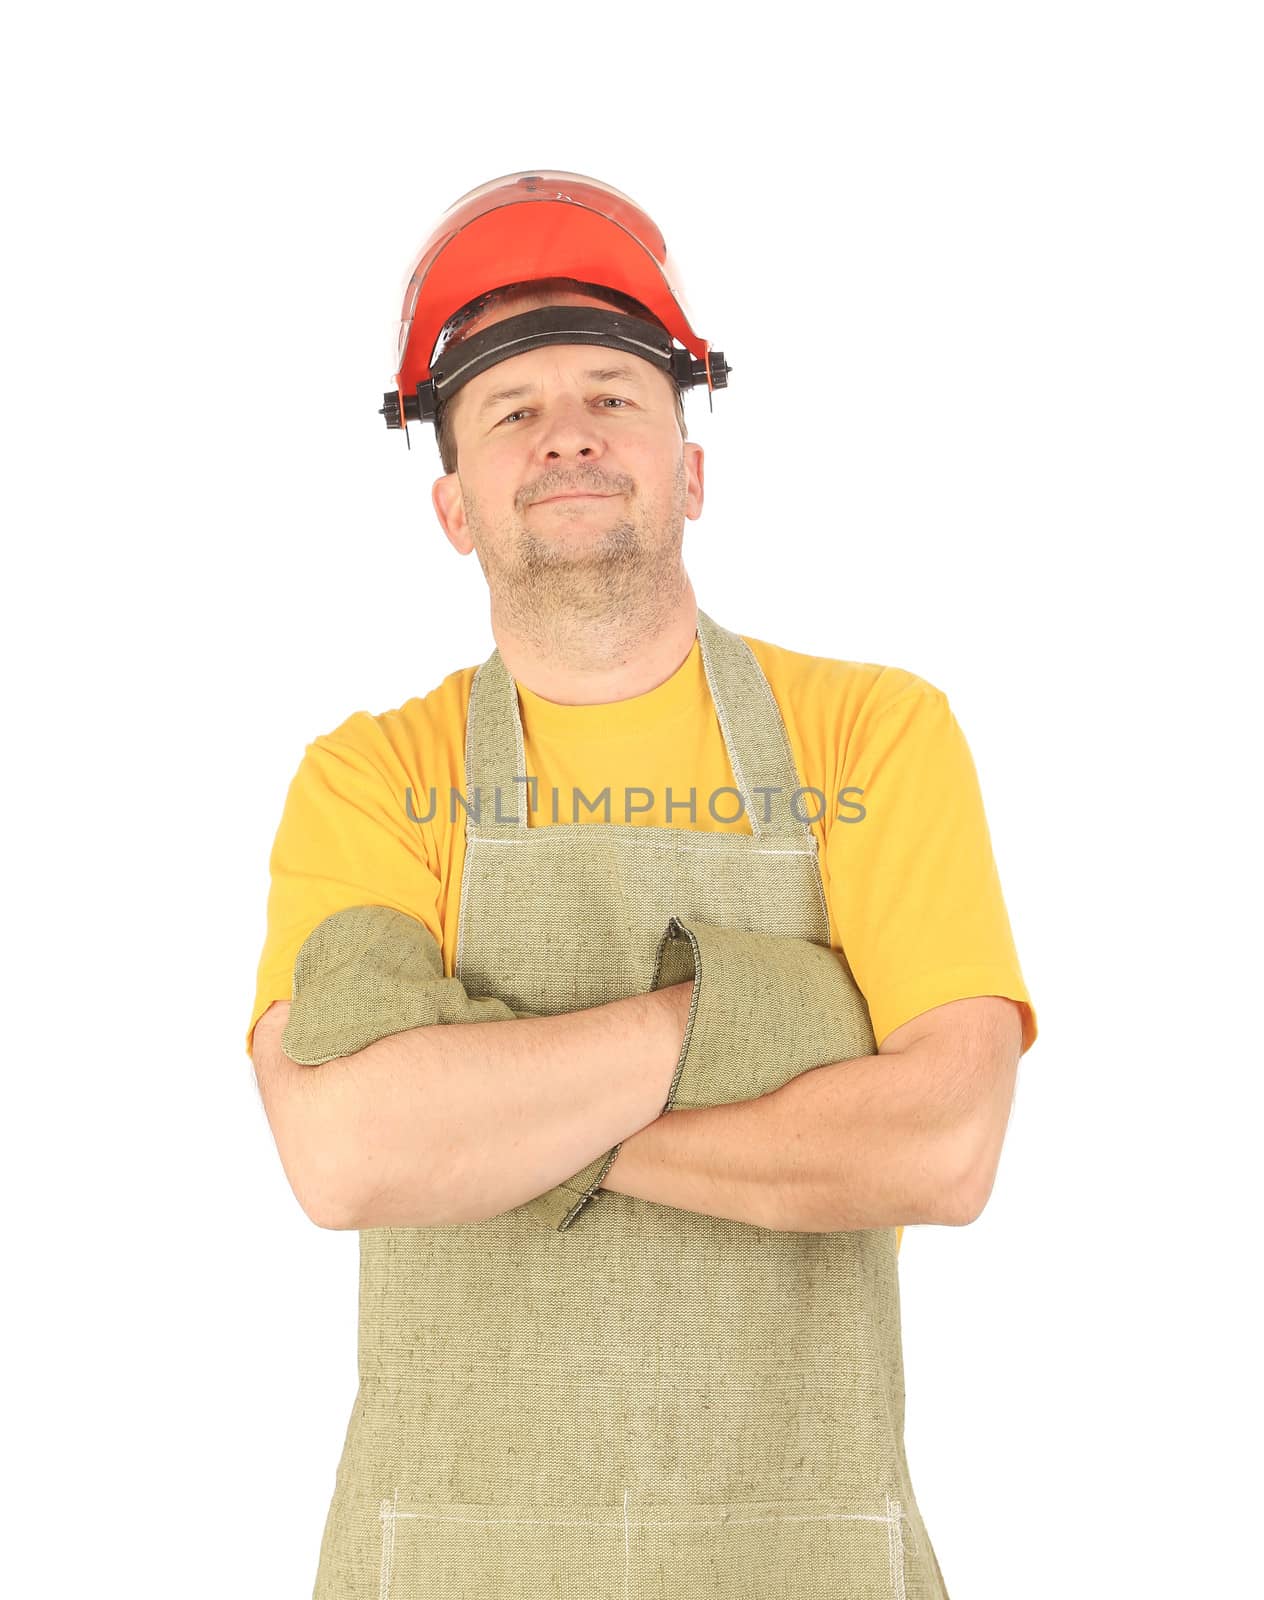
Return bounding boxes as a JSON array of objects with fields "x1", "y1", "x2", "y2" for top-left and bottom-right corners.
[
  {"x1": 683, "y1": 441, "x2": 705, "y2": 522},
  {"x1": 432, "y1": 472, "x2": 474, "y2": 554}
]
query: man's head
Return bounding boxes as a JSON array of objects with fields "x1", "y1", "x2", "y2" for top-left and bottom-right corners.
[{"x1": 430, "y1": 278, "x2": 704, "y2": 649}]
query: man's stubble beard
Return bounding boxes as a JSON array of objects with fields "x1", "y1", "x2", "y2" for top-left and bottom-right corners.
[{"x1": 464, "y1": 455, "x2": 689, "y2": 662}]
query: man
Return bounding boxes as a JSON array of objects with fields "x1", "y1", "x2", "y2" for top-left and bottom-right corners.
[{"x1": 248, "y1": 170, "x2": 1036, "y2": 1598}]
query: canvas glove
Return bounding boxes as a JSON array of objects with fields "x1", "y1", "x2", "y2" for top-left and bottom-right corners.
[
  {"x1": 523, "y1": 914, "x2": 877, "y2": 1232},
  {"x1": 650, "y1": 915, "x2": 877, "y2": 1112},
  {"x1": 280, "y1": 904, "x2": 531, "y2": 1067}
]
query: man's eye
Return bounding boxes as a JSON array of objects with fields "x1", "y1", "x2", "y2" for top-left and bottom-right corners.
[{"x1": 498, "y1": 397, "x2": 630, "y2": 426}]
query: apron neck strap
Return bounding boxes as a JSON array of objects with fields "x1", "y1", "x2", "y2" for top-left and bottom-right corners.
[{"x1": 462, "y1": 610, "x2": 814, "y2": 842}]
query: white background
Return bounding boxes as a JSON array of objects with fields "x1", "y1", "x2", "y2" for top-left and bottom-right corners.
[{"x1": 4, "y1": 3, "x2": 1260, "y2": 1595}]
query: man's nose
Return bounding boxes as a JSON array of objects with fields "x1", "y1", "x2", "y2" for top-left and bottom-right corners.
[{"x1": 534, "y1": 399, "x2": 606, "y2": 460}]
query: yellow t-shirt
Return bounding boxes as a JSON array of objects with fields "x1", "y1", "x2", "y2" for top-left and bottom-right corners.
[{"x1": 247, "y1": 631, "x2": 1037, "y2": 1240}]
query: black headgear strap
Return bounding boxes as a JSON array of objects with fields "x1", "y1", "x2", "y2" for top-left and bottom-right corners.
[{"x1": 379, "y1": 305, "x2": 730, "y2": 433}]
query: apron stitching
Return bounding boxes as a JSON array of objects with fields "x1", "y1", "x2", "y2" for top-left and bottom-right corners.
[
  {"x1": 378, "y1": 1487, "x2": 398, "y2": 1600},
  {"x1": 885, "y1": 1492, "x2": 907, "y2": 1599},
  {"x1": 454, "y1": 658, "x2": 491, "y2": 980},
  {"x1": 479, "y1": 649, "x2": 530, "y2": 835},
  {"x1": 454, "y1": 835, "x2": 477, "y2": 981},
  {"x1": 468, "y1": 835, "x2": 819, "y2": 857},
  {"x1": 623, "y1": 1486, "x2": 632, "y2": 1598},
  {"x1": 742, "y1": 629, "x2": 813, "y2": 810},
  {"x1": 697, "y1": 614, "x2": 764, "y2": 840},
  {"x1": 735, "y1": 629, "x2": 833, "y2": 939},
  {"x1": 363, "y1": 1366, "x2": 897, "y2": 1380},
  {"x1": 809, "y1": 837, "x2": 830, "y2": 941},
  {"x1": 383, "y1": 1502, "x2": 909, "y2": 1528},
  {"x1": 510, "y1": 669, "x2": 528, "y2": 826}
]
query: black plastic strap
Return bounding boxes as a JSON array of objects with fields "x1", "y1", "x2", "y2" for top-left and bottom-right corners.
[{"x1": 381, "y1": 305, "x2": 729, "y2": 431}]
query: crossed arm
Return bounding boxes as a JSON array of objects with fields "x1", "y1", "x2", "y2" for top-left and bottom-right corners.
[
  {"x1": 252, "y1": 969, "x2": 1022, "y2": 1234},
  {"x1": 600, "y1": 992, "x2": 1024, "y2": 1232}
]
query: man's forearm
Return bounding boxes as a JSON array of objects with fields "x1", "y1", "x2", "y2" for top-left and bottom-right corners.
[
  {"x1": 600, "y1": 1041, "x2": 970, "y2": 1232},
  {"x1": 320, "y1": 982, "x2": 692, "y2": 1229}
]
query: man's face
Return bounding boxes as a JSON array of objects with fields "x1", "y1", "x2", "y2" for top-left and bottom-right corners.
[{"x1": 430, "y1": 293, "x2": 704, "y2": 633}]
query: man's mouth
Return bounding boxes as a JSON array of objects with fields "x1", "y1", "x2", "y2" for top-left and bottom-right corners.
[{"x1": 532, "y1": 492, "x2": 616, "y2": 505}]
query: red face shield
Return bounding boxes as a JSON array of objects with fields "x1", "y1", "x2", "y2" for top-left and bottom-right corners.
[{"x1": 380, "y1": 171, "x2": 730, "y2": 439}]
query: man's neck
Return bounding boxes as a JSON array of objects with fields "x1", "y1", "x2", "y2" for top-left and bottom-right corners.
[{"x1": 491, "y1": 580, "x2": 700, "y2": 707}]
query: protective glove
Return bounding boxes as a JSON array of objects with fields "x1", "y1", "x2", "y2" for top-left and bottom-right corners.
[
  {"x1": 280, "y1": 903, "x2": 529, "y2": 1068},
  {"x1": 523, "y1": 914, "x2": 878, "y2": 1232},
  {"x1": 651, "y1": 915, "x2": 877, "y2": 1112}
]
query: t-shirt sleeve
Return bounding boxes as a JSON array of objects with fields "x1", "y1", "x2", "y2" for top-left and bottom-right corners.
[
  {"x1": 245, "y1": 711, "x2": 445, "y2": 1060},
  {"x1": 825, "y1": 682, "x2": 1037, "y2": 1056}
]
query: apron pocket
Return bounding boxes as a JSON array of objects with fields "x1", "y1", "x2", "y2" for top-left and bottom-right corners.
[{"x1": 342, "y1": 1487, "x2": 939, "y2": 1599}]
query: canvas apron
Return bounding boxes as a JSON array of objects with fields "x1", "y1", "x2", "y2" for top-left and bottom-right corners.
[{"x1": 311, "y1": 611, "x2": 951, "y2": 1599}]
